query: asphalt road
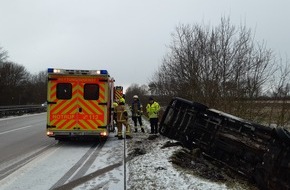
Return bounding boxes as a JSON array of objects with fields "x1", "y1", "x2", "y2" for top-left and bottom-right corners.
[
  {"x1": 0, "y1": 113, "x2": 55, "y2": 165},
  {"x1": 0, "y1": 113, "x2": 126, "y2": 189}
]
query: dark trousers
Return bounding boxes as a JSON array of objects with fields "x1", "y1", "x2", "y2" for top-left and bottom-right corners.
[
  {"x1": 132, "y1": 116, "x2": 143, "y2": 127},
  {"x1": 149, "y1": 118, "x2": 158, "y2": 134}
]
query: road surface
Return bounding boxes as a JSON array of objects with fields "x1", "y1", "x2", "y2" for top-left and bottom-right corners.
[{"x1": 0, "y1": 113, "x2": 125, "y2": 189}]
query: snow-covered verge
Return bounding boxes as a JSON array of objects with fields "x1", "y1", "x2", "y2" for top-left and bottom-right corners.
[
  {"x1": 126, "y1": 129, "x2": 258, "y2": 190},
  {"x1": 74, "y1": 117, "x2": 259, "y2": 190},
  {"x1": 0, "y1": 114, "x2": 259, "y2": 190},
  {"x1": 127, "y1": 135, "x2": 225, "y2": 190}
]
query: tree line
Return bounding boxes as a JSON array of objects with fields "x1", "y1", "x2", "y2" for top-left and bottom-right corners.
[
  {"x1": 0, "y1": 47, "x2": 46, "y2": 105},
  {"x1": 144, "y1": 17, "x2": 290, "y2": 128},
  {"x1": 2, "y1": 16, "x2": 290, "y2": 127}
]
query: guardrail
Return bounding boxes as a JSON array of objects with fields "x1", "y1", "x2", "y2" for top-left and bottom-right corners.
[
  {"x1": 159, "y1": 97, "x2": 290, "y2": 190},
  {"x1": 0, "y1": 105, "x2": 46, "y2": 118}
]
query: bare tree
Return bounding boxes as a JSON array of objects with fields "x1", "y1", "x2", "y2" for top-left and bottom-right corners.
[
  {"x1": 0, "y1": 46, "x2": 47, "y2": 105},
  {"x1": 125, "y1": 84, "x2": 149, "y2": 105},
  {"x1": 0, "y1": 62, "x2": 29, "y2": 105},
  {"x1": 149, "y1": 16, "x2": 275, "y2": 118},
  {"x1": 0, "y1": 46, "x2": 8, "y2": 64},
  {"x1": 268, "y1": 57, "x2": 290, "y2": 128},
  {"x1": 24, "y1": 71, "x2": 47, "y2": 104}
]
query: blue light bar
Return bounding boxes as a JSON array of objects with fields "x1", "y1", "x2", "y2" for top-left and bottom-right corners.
[
  {"x1": 100, "y1": 70, "x2": 108, "y2": 74},
  {"x1": 48, "y1": 68, "x2": 54, "y2": 73}
]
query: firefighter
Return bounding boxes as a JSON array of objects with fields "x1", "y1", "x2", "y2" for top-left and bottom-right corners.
[
  {"x1": 115, "y1": 98, "x2": 132, "y2": 139},
  {"x1": 146, "y1": 97, "x2": 160, "y2": 134},
  {"x1": 112, "y1": 99, "x2": 119, "y2": 133},
  {"x1": 131, "y1": 95, "x2": 145, "y2": 133},
  {"x1": 113, "y1": 99, "x2": 119, "y2": 120}
]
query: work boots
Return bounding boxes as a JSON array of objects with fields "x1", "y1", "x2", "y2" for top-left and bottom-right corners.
[{"x1": 134, "y1": 127, "x2": 145, "y2": 133}]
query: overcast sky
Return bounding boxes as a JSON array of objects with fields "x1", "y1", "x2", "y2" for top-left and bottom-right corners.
[{"x1": 0, "y1": 0, "x2": 289, "y2": 90}]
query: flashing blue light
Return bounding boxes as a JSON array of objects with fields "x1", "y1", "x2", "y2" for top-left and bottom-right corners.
[
  {"x1": 48, "y1": 68, "x2": 54, "y2": 73},
  {"x1": 100, "y1": 70, "x2": 108, "y2": 74}
]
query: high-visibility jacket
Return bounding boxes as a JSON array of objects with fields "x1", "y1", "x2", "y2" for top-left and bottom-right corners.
[
  {"x1": 120, "y1": 97, "x2": 125, "y2": 104},
  {"x1": 146, "y1": 101, "x2": 160, "y2": 119},
  {"x1": 113, "y1": 102, "x2": 118, "y2": 108}
]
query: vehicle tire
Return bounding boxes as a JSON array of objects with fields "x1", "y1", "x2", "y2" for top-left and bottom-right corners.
[{"x1": 56, "y1": 137, "x2": 69, "y2": 141}]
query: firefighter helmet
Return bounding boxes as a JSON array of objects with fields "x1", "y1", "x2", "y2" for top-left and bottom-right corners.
[{"x1": 133, "y1": 95, "x2": 138, "y2": 99}]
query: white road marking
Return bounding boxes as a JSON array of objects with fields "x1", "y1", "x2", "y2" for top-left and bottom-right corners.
[{"x1": 0, "y1": 125, "x2": 34, "y2": 135}]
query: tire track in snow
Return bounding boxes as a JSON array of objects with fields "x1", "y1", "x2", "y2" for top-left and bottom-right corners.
[
  {"x1": 50, "y1": 140, "x2": 106, "y2": 189},
  {"x1": 54, "y1": 162, "x2": 123, "y2": 190},
  {"x1": 70, "y1": 140, "x2": 106, "y2": 181},
  {"x1": 53, "y1": 139, "x2": 140, "y2": 190},
  {"x1": 0, "y1": 142, "x2": 59, "y2": 181}
]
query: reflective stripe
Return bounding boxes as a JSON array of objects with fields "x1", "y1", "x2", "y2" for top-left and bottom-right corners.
[{"x1": 48, "y1": 75, "x2": 107, "y2": 130}]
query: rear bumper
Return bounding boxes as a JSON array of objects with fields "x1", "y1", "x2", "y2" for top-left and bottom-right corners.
[{"x1": 47, "y1": 130, "x2": 108, "y2": 138}]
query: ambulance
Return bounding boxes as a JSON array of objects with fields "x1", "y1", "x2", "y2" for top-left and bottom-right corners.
[{"x1": 46, "y1": 68, "x2": 115, "y2": 140}]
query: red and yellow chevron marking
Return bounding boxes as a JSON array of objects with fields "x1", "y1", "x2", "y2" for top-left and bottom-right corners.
[
  {"x1": 115, "y1": 90, "x2": 123, "y2": 100},
  {"x1": 48, "y1": 76, "x2": 108, "y2": 131}
]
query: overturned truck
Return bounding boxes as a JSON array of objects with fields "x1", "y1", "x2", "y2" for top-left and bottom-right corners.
[{"x1": 159, "y1": 97, "x2": 290, "y2": 190}]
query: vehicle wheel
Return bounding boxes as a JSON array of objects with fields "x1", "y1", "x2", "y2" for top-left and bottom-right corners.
[{"x1": 56, "y1": 137, "x2": 69, "y2": 141}]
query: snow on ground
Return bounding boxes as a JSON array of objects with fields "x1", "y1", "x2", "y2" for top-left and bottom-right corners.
[
  {"x1": 126, "y1": 134, "x2": 228, "y2": 190},
  {"x1": 74, "y1": 135, "x2": 126, "y2": 190},
  {"x1": 0, "y1": 114, "x2": 256, "y2": 190},
  {"x1": 75, "y1": 118, "x2": 254, "y2": 190},
  {"x1": 125, "y1": 118, "x2": 256, "y2": 190},
  {"x1": 1, "y1": 142, "x2": 93, "y2": 189}
]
